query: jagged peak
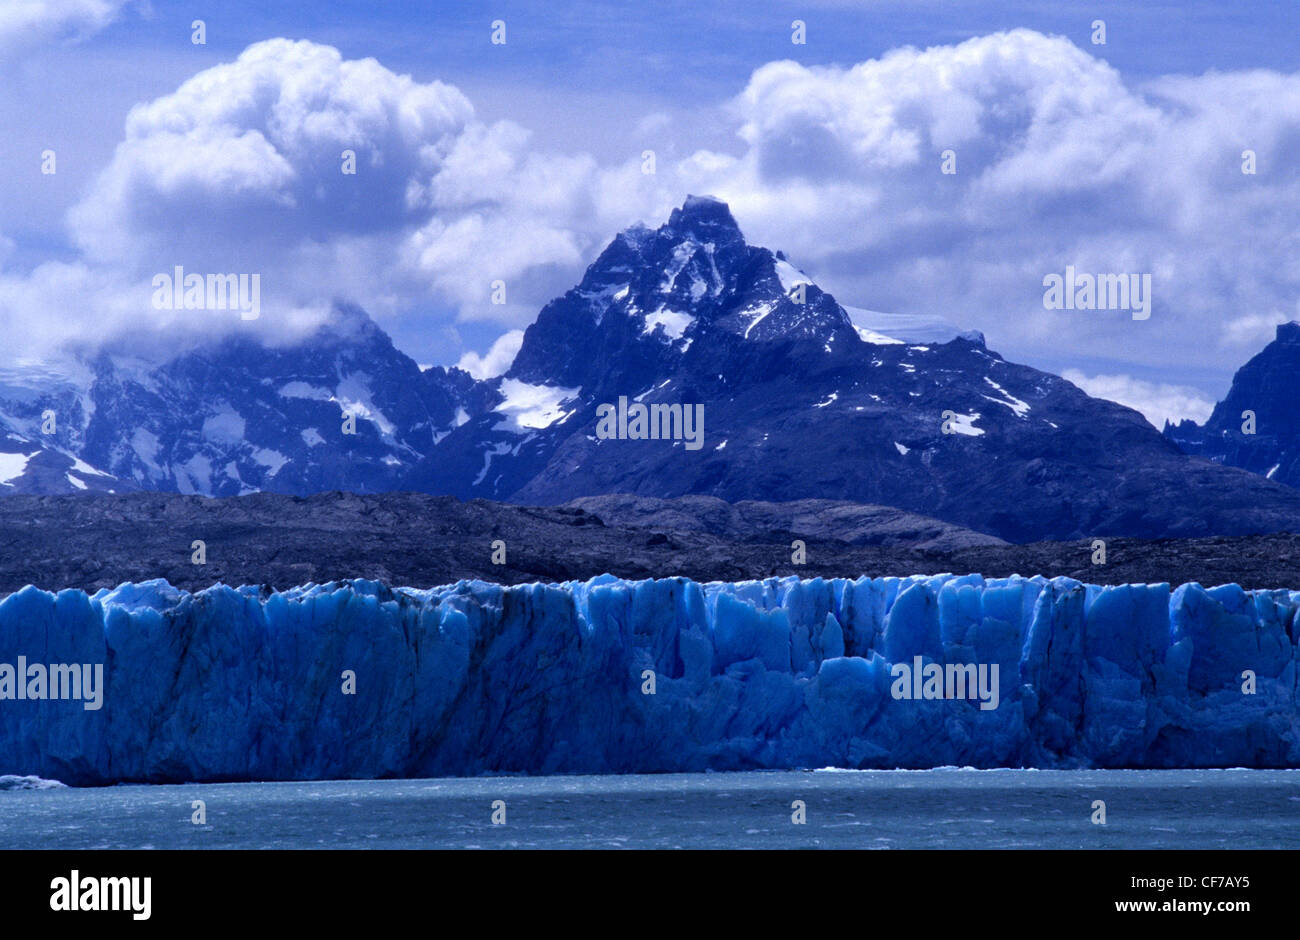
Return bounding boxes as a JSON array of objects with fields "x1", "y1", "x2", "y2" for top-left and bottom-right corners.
[
  {"x1": 664, "y1": 194, "x2": 743, "y2": 242},
  {"x1": 1275, "y1": 321, "x2": 1300, "y2": 343},
  {"x1": 617, "y1": 221, "x2": 654, "y2": 249},
  {"x1": 322, "y1": 301, "x2": 386, "y2": 340}
]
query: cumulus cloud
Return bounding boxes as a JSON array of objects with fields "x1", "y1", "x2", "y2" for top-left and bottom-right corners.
[
  {"x1": 1221, "y1": 311, "x2": 1292, "y2": 350},
  {"x1": 71, "y1": 39, "x2": 478, "y2": 264},
  {"x1": 1, "y1": 39, "x2": 653, "y2": 363},
  {"x1": 456, "y1": 329, "x2": 524, "y2": 380},
  {"x1": 0, "y1": 0, "x2": 131, "y2": 55},
  {"x1": 673, "y1": 30, "x2": 1300, "y2": 375},
  {"x1": 1061, "y1": 370, "x2": 1216, "y2": 428},
  {"x1": 10, "y1": 29, "x2": 1300, "y2": 383}
]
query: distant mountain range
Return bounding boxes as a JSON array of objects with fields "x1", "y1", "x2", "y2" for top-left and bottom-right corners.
[{"x1": 5, "y1": 195, "x2": 1300, "y2": 543}]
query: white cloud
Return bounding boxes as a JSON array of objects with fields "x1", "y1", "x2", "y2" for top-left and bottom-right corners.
[
  {"x1": 1221, "y1": 311, "x2": 1291, "y2": 349},
  {"x1": 457, "y1": 329, "x2": 523, "y2": 380},
  {"x1": 0, "y1": 39, "x2": 651, "y2": 363},
  {"x1": 0, "y1": 0, "x2": 131, "y2": 55},
  {"x1": 665, "y1": 30, "x2": 1300, "y2": 376},
  {"x1": 1061, "y1": 369, "x2": 1215, "y2": 429},
  {"x1": 70, "y1": 38, "x2": 478, "y2": 267},
  {"x1": 10, "y1": 28, "x2": 1300, "y2": 387}
]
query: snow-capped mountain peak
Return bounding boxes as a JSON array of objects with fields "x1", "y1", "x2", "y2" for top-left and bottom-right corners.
[{"x1": 6, "y1": 196, "x2": 1300, "y2": 545}]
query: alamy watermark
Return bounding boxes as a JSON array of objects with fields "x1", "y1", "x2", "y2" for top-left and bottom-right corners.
[
  {"x1": 0, "y1": 657, "x2": 104, "y2": 710},
  {"x1": 151, "y1": 266, "x2": 260, "y2": 320},
  {"x1": 50, "y1": 870, "x2": 150, "y2": 920},
  {"x1": 1042, "y1": 266, "x2": 1151, "y2": 320},
  {"x1": 595, "y1": 396, "x2": 704, "y2": 450},
  {"x1": 890, "y1": 656, "x2": 1000, "y2": 710}
]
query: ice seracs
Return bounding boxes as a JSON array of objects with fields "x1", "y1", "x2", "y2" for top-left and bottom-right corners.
[{"x1": 1, "y1": 573, "x2": 1295, "y2": 783}]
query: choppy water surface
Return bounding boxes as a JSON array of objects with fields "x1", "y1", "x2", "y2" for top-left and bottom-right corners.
[{"x1": 3, "y1": 768, "x2": 1298, "y2": 849}]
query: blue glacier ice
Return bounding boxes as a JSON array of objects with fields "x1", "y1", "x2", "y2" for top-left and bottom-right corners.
[{"x1": 0, "y1": 573, "x2": 1296, "y2": 784}]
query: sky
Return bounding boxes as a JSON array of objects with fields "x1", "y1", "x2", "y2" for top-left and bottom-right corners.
[{"x1": 3, "y1": 0, "x2": 1300, "y2": 427}]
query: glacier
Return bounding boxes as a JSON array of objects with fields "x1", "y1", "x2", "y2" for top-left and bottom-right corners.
[{"x1": 0, "y1": 573, "x2": 1296, "y2": 784}]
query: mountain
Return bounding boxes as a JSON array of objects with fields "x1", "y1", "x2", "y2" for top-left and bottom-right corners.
[
  {"x1": 410, "y1": 195, "x2": 1300, "y2": 541},
  {"x1": 0, "y1": 364, "x2": 122, "y2": 495},
  {"x1": 0, "y1": 305, "x2": 487, "y2": 496},
  {"x1": 1165, "y1": 322, "x2": 1300, "y2": 487},
  {"x1": 7, "y1": 195, "x2": 1300, "y2": 543}
]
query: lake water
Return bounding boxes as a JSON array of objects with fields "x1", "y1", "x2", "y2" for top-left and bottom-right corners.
[{"x1": 3, "y1": 768, "x2": 1298, "y2": 849}]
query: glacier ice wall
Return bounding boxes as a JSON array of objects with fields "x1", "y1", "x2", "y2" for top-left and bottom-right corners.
[{"x1": 0, "y1": 573, "x2": 1296, "y2": 784}]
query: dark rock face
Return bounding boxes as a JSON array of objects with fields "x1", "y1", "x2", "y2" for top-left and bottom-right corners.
[
  {"x1": 0, "y1": 491, "x2": 996, "y2": 594},
  {"x1": 565, "y1": 494, "x2": 1007, "y2": 550},
  {"x1": 1, "y1": 491, "x2": 1299, "y2": 595},
  {"x1": 1166, "y1": 321, "x2": 1300, "y2": 488}
]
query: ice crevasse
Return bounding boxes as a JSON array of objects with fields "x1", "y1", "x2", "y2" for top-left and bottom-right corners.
[{"x1": 0, "y1": 573, "x2": 1296, "y2": 784}]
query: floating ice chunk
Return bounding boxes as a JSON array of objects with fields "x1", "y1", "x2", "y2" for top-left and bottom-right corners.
[{"x1": 0, "y1": 775, "x2": 67, "y2": 790}]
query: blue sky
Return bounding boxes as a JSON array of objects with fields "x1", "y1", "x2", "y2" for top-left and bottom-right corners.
[{"x1": 3, "y1": 1, "x2": 1300, "y2": 426}]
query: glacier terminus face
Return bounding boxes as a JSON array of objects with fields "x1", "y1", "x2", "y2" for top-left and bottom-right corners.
[{"x1": 0, "y1": 572, "x2": 1294, "y2": 785}]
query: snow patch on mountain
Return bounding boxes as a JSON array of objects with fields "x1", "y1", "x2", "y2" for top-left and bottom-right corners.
[
  {"x1": 854, "y1": 325, "x2": 905, "y2": 345},
  {"x1": 775, "y1": 258, "x2": 814, "y2": 293},
  {"x1": 946, "y1": 412, "x2": 985, "y2": 436},
  {"x1": 279, "y1": 381, "x2": 332, "y2": 401},
  {"x1": 843, "y1": 306, "x2": 983, "y2": 346},
  {"x1": 642, "y1": 308, "x2": 694, "y2": 341},
  {"x1": 983, "y1": 378, "x2": 1031, "y2": 418},
  {"x1": 201, "y1": 407, "x2": 246, "y2": 445},
  {"x1": 129, "y1": 429, "x2": 163, "y2": 479},
  {"x1": 742, "y1": 301, "x2": 776, "y2": 339},
  {"x1": 494, "y1": 379, "x2": 580, "y2": 433},
  {"x1": 0, "y1": 452, "x2": 34, "y2": 484},
  {"x1": 174, "y1": 454, "x2": 213, "y2": 495},
  {"x1": 253, "y1": 448, "x2": 288, "y2": 477},
  {"x1": 660, "y1": 242, "x2": 697, "y2": 292},
  {"x1": 69, "y1": 456, "x2": 112, "y2": 478},
  {"x1": 332, "y1": 374, "x2": 395, "y2": 436},
  {"x1": 473, "y1": 441, "x2": 514, "y2": 486}
]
